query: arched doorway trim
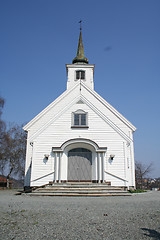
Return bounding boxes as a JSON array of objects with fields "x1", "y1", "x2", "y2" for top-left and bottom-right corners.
[
  {"x1": 52, "y1": 139, "x2": 107, "y2": 183},
  {"x1": 52, "y1": 138, "x2": 107, "y2": 152}
]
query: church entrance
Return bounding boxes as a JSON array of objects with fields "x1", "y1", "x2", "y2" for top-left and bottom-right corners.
[{"x1": 68, "y1": 148, "x2": 92, "y2": 181}]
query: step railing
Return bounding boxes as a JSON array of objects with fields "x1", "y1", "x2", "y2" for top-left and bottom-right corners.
[
  {"x1": 31, "y1": 171, "x2": 55, "y2": 182},
  {"x1": 104, "y1": 171, "x2": 128, "y2": 183}
]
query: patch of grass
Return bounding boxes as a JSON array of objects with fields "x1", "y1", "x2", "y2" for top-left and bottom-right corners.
[
  {"x1": 20, "y1": 209, "x2": 26, "y2": 213},
  {"x1": 33, "y1": 222, "x2": 38, "y2": 225},
  {"x1": 128, "y1": 189, "x2": 147, "y2": 193}
]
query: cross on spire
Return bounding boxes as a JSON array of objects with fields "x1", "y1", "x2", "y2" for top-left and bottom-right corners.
[
  {"x1": 72, "y1": 21, "x2": 88, "y2": 64},
  {"x1": 79, "y1": 20, "x2": 82, "y2": 31}
]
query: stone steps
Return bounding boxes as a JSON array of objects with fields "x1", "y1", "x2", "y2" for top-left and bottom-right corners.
[
  {"x1": 35, "y1": 189, "x2": 128, "y2": 193},
  {"x1": 47, "y1": 186, "x2": 122, "y2": 189},
  {"x1": 50, "y1": 183, "x2": 123, "y2": 188},
  {"x1": 27, "y1": 192, "x2": 131, "y2": 197},
  {"x1": 27, "y1": 183, "x2": 131, "y2": 197},
  {"x1": 36, "y1": 188, "x2": 125, "y2": 192}
]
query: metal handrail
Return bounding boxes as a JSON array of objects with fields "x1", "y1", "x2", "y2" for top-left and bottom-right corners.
[
  {"x1": 31, "y1": 171, "x2": 55, "y2": 182},
  {"x1": 104, "y1": 170, "x2": 128, "y2": 182}
]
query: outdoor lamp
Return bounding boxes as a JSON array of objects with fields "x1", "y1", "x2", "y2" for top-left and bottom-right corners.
[
  {"x1": 44, "y1": 154, "x2": 49, "y2": 159},
  {"x1": 110, "y1": 154, "x2": 115, "y2": 160}
]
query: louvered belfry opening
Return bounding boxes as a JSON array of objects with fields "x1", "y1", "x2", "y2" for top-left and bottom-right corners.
[{"x1": 68, "y1": 148, "x2": 92, "y2": 181}]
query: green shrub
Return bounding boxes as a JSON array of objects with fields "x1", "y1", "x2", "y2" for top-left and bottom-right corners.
[{"x1": 128, "y1": 189, "x2": 147, "y2": 193}]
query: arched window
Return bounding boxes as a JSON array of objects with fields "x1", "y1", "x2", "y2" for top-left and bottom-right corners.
[
  {"x1": 75, "y1": 70, "x2": 85, "y2": 80},
  {"x1": 72, "y1": 110, "x2": 88, "y2": 127}
]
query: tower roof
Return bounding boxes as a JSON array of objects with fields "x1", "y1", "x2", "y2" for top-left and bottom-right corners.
[{"x1": 72, "y1": 31, "x2": 89, "y2": 64}]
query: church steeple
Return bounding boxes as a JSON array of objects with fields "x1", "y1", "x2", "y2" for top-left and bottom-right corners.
[
  {"x1": 72, "y1": 30, "x2": 89, "y2": 64},
  {"x1": 66, "y1": 25, "x2": 94, "y2": 90}
]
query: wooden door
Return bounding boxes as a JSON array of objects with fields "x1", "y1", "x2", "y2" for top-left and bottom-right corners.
[{"x1": 68, "y1": 148, "x2": 92, "y2": 181}]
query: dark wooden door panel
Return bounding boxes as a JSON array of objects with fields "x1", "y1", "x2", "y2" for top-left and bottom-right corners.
[{"x1": 68, "y1": 148, "x2": 92, "y2": 181}]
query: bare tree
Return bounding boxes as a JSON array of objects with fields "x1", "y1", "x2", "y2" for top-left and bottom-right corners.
[
  {"x1": 0, "y1": 96, "x2": 6, "y2": 174},
  {"x1": 0, "y1": 96, "x2": 5, "y2": 142},
  {"x1": 0, "y1": 96, "x2": 5, "y2": 117},
  {"x1": 135, "y1": 161, "x2": 153, "y2": 189},
  {"x1": 0, "y1": 97, "x2": 27, "y2": 187},
  {"x1": 1, "y1": 125, "x2": 27, "y2": 187}
]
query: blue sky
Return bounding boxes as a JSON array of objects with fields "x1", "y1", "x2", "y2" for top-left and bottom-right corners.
[{"x1": 0, "y1": 0, "x2": 160, "y2": 178}]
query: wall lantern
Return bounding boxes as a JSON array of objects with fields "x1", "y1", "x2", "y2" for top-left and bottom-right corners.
[
  {"x1": 110, "y1": 154, "x2": 115, "y2": 160},
  {"x1": 44, "y1": 154, "x2": 49, "y2": 160}
]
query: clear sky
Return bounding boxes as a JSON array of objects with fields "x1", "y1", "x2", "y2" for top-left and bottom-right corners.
[{"x1": 0, "y1": 0, "x2": 160, "y2": 178}]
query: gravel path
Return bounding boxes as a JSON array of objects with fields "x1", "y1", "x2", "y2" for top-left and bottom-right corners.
[{"x1": 0, "y1": 190, "x2": 160, "y2": 240}]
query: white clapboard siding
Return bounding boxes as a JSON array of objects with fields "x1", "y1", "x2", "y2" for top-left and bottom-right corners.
[
  {"x1": 81, "y1": 84, "x2": 135, "y2": 136},
  {"x1": 29, "y1": 102, "x2": 132, "y2": 186},
  {"x1": 24, "y1": 82, "x2": 135, "y2": 141},
  {"x1": 66, "y1": 64, "x2": 94, "y2": 90},
  {"x1": 24, "y1": 83, "x2": 80, "y2": 137},
  {"x1": 24, "y1": 80, "x2": 136, "y2": 188}
]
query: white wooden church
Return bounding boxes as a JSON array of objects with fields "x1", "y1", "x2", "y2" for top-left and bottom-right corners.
[{"x1": 23, "y1": 30, "x2": 136, "y2": 190}]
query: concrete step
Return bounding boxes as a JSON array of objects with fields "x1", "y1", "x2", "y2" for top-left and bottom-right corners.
[
  {"x1": 52, "y1": 183, "x2": 111, "y2": 186},
  {"x1": 27, "y1": 183, "x2": 130, "y2": 197},
  {"x1": 36, "y1": 187, "x2": 123, "y2": 191},
  {"x1": 48, "y1": 184, "x2": 123, "y2": 189},
  {"x1": 34, "y1": 189, "x2": 128, "y2": 193},
  {"x1": 26, "y1": 192, "x2": 132, "y2": 197}
]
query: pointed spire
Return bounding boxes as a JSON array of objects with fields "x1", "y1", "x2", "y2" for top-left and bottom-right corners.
[{"x1": 72, "y1": 30, "x2": 89, "y2": 64}]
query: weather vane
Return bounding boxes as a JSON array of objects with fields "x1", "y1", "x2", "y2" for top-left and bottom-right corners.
[{"x1": 79, "y1": 20, "x2": 82, "y2": 31}]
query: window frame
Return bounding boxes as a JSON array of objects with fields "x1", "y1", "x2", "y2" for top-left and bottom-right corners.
[
  {"x1": 75, "y1": 70, "x2": 86, "y2": 81},
  {"x1": 71, "y1": 109, "x2": 88, "y2": 128}
]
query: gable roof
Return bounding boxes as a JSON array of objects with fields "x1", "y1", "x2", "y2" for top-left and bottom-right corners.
[
  {"x1": 23, "y1": 81, "x2": 136, "y2": 142},
  {"x1": 23, "y1": 82, "x2": 80, "y2": 131},
  {"x1": 81, "y1": 81, "x2": 136, "y2": 132}
]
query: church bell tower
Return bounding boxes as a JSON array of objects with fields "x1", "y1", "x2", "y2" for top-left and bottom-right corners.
[{"x1": 66, "y1": 29, "x2": 95, "y2": 90}]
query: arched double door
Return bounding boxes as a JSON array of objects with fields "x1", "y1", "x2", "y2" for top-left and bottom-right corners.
[{"x1": 68, "y1": 148, "x2": 92, "y2": 181}]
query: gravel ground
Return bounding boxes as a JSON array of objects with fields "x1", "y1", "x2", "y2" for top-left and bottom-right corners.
[{"x1": 0, "y1": 190, "x2": 160, "y2": 240}]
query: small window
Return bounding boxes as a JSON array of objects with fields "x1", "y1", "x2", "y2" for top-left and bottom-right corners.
[
  {"x1": 76, "y1": 70, "x2": 85, "y2": 80},
  {"x1": 72, "y1": 110, "x2": 88, "y2": 128},
  {"x1": 74, "y1": 113, "x2": 86, "y2": 126}
]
